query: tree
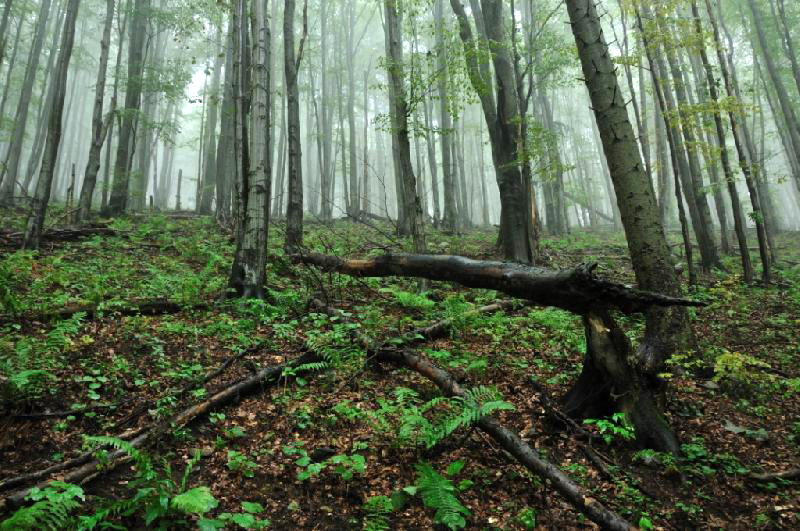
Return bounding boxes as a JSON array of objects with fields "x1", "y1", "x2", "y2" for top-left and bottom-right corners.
[
  {"x1": 448, "y1": 0, "x2": 537, "y2": 263},
  {"x1": 228, "y1": 0, "x2": 271, "y2": 299},
  {"x1": 565, "y1": 0, "x2": 692, "y2": 453},
  {"x1": 106, "y1": 0, "x2": 151, "y2": 215},
  {"x1": 76, "y1": 0, "x2": 116, "y2": 222},
  {"x1": 284, "y1": 0, "x2": 308, "y2": 250},
  {"x1": 23, "y1": 0, "x2": 82, "y2": 249},
  {"x1": 0, "y1": 0, "x2": 52, "y2": 205},
  {"x1": 383, "y1": 0, "x2": 425, "y2": 253},
  {"x1": 199, "y1": 25, "x2": 224, "y2": 215}
]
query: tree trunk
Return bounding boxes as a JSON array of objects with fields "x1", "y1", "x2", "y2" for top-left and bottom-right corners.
[
  {"x1": 228, "y1": 0, "x2": 271, "y2": 299},
  {"x1": 106, "y1": 0, "x2": 150, "y2": 215},
  {"x1": 23, "y1": 0, "x2": 81, "y2": 249},
  {"x1": 436, "y1": 0, "x2": 458, "y2": 232},
  {"x1": 0, "y1": 0, "x2": 52, "y2": 205},
  {"x1": 383, "y1": 0, "x2": 425, "y2": 253},
  {"x1": 284, "y1": 0, "x2": 306, "y2": 250},
  {"x1": 199, "y1": 27, "x2": 224, "y2": 214},
  {"x1": 76, "y1": 0, "x2": 115, "y2": 222},
  {"x1": 566, "y1": 0, "x2": 691, "y2": 378},
  {"x1": 215, "y1": 20, "x2": 235, "y2": 221},
  {"x1": 449, "y1": 0, "x2": 536, "y2": 263},
  {"x1": 690, "y1": 0, "x2": 753, "y2": 282}
]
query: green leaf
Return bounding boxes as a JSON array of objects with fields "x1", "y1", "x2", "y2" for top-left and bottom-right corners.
[
  {"x1": 241, "y1": 501, "x2": 264, "y2": 514},
  {"x1": 446, "y1": 460, "x2": 465, "y2": 477},
  {"x1": 171, "y1": 486, "x2": 219, "y2": 515}
]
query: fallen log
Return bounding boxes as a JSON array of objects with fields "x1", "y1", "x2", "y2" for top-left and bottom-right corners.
[
  {"x1": 292, "y1": 253, "x2": 705, "y2": 315},
  {"x1": 0, "y1": 351, "x2": 320, "y2": 509},
  {"x1": 4, "y1": 298, "x2": 211, "y2": 323},
  {"x1": 748, "y1": 468, "x2": 800, "y2": 482},
  {"x1": 294, "y1": 252, "x2": 705, "y2": 454},
  {"x1": 377, "y1": 348, "x2": 634, "y2": 531},
  {"x1": 0, "y1": 226, "x2": 126, "y2": 245}
]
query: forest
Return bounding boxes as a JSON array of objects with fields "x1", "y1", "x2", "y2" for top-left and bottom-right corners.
[{"x1": 0, "y1": 0, "x2": 799, "y2": 528}]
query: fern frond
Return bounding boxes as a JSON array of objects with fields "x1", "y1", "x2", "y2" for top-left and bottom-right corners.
[
  {"x1": 362, "y1": 495, "x2": 393, "y2": 531},
  {"x1": 414, "y1": 463, "x2": 470, "y2": 530},
  {"x1": 83, "y1": 435, "x2": 153, "y2": 475},
  {"x1": 1, "y1": 482, "x2": 84, "y2": 531}
]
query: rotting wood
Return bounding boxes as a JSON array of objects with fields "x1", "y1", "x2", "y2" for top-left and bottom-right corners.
[{"x1": 292, "y1": 252, "x2": 705, "y2": 315}]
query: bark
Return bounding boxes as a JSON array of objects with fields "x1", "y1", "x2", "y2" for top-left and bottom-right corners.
[
  {"x1": 435, "y1": 0, "x2": 457, "y2": 232},
  {"x1": 228, "y1": 0, "x2": 270, "y2": 299},
  {"x1": 449, "y1": 0, "x2": 536, "y2": 263},
  {"x1": 689, "y1": 0, "x2": 753, "y2": 282},
  {"x1": 22, "y1": 0, "x2": 81, "y2": 249},
  {"x1": 76, "y1": 0, "x2": 115, "y2": 222},
  {"x1": 293, "y1": 253, "x2": 703, "y2": 314},
  {"x1": 284, "y1": 0, "x2": 307, "y2": 250},
  {"x1": 199, "y1": 28, "x2": 224, "y2": 214},
  {"x1": 106, "y1": 0, "x2": 150, "y2": 215},
  {"x1": 345, "y1": 0, "x2": 359, "y2": 219},
  {"x1": 655, "y1": 13, "x2": 720, "y2": 271},
  {"x1": 0, "y1": 0, "x2": 52, "y2": 204},
  {"x1": 775, "y1": 0, "x2": 800, "y2": 98},
  {"x1": 706, "y1": 0, "x2": 771, "y2": 284},
  {"x1": 0, "y1": 14, "x2": 23, "y2": 165},
  {"x1": 0, "y1": 0, "x2": 12, "y2": 71},
  {"x1": 746, "y1": 0, "x2": 800, "y2": 168},
  {"x1": 215, "y1": 20, "x2": 235, "y2": 221},
  {"x1": 568, "y1": 0, "x2": 691, "y2": 373},
  {"x1": 383, "y1": 0, "x2": 425, "y2": 253}
]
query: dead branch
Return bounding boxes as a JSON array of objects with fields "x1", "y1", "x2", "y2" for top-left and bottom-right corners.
[
  {"x1": 5, "y1": 298, "x2": 212, "y2": 323},
  {"x1": 0, "y1": 351, "x2": 320, "y2": 509},
  {"x1": 0, "y1": 226, "x2": 127, "y2": 245},
  {"x1": 748, "y1": 468, "x2": 800, "y2": 482},
  {"x1": 293, "y1": 252, "x2": 705, "y2": 314},
  {"x1": 376, "y1": 348, "x2": 634, "y2": 531}
]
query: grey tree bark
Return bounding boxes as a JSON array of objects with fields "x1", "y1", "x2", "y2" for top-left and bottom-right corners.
[
  {"x1": 76, "y1": 0, "x2": 115, "y2": 222},
  {"x1": 284, "y1": 0, "x2": 307, "y2": 250},
  {"x1": 106, "y1": 0, "x2": 150, "y2": 215},
  {"x1": 23, "y1": 0, "x2": 81, "y2": 249},
  {"x1": 566, "y1": 0, "x2": 691, "y2": 439},
  {"x1": 199, "y1": 27, "x2": 224, "y2": 214},
  {"x1": 0, "y1": 0, "x2": 52, "y2": 205}
]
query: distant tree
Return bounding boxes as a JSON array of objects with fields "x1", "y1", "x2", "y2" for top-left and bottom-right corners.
[{"x1": 23, "y1": 0, "x2": 81, "y2": 249}]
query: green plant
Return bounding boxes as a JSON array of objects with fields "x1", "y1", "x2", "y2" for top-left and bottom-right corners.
[
  {"x1": 410, "y1": 462, "x2": 470, "y2": 530},
  {"x1": 198, "y1": 501, "x2": 270, "y2": 530},
  {"x1": 0, "y1": 482, "x2": 85, "y2": 530},
  {"x1": 516, "y1": 507, "x2": 537, "y2": 530},
  {"x1": 227, "y1": 450, "x2": 258, "y2": 478},
  {"x1": 282, "y1": 443, "x2": 366, "y2": 481},
  {"x1": 584, "y1": 413, "x2": 635, "y2": 444},
  {"x1": 362, "y1": 495, "x2": 393, "y2": 531}
]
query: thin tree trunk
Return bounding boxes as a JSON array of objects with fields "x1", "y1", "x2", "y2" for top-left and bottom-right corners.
[
  {"x1": 0, "y1": 0, "x2": 52, "y2": 205},
  {"x1": 284, "y1": 0, "x2": 307, "y2": 249},
  {"x1": 76, "y1": 0, "x2": 115, "y2": 221},
  {"x1": 106, "y1": 0, "x2": 150, "y2": 215},
  {"x1": 23, "y1": 0, "x2": 81, "y2": 248},
  {"x1": 199, "y1": 27, "x2": 224, "y2": 214}
]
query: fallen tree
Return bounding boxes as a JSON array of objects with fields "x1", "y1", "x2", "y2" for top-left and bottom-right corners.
[{"x1": 294, "y1": 252, "x2": 706, "y2": 455}]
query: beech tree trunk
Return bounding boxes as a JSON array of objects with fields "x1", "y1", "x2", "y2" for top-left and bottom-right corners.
[
  {"x1": 76, "y1": 0, "x2": 115, "y2": 222},
  {"x1": 23, "y1": 0, "x2": 81, "y2": 249},
  {"x1": 383, "y1": 0, "x2": 425, "y2": 253},
  {"x1": 566, "y1": 0, "x2": 691, "y2": 378},
  {"x1": 0, "y1": 0, "x2": 52, "y2": 205},
  {"x1": 284, "y1": 0, "x2": 306, "y2": 250},
  {"x1": 106, "y1": 0, "x2": 150, "y2": 215}
]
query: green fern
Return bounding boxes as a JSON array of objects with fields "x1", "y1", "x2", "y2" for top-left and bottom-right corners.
[
  {"x1": 170, "y1": 486, "x2": 218, "y2": 515},
  {"x1": 0, "y1": 482, "x2": 85, "y2": 531},
  {"x1": 414, "y1": 463, "x2": 470, "y2": 530},
  {"x1": 423, "y1": 386, "x2": 515, "y2": 448},
  {"x1": 83, "y1": 435, "x2": 154, "y2": 477},
  {"x1": 362, "y1": 495, "x2": 393, "y2": 531}
]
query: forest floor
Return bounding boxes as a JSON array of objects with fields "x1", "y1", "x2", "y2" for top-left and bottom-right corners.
[{"x1": 1, "y1": 208, "x2": 799, "y2": 530}]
